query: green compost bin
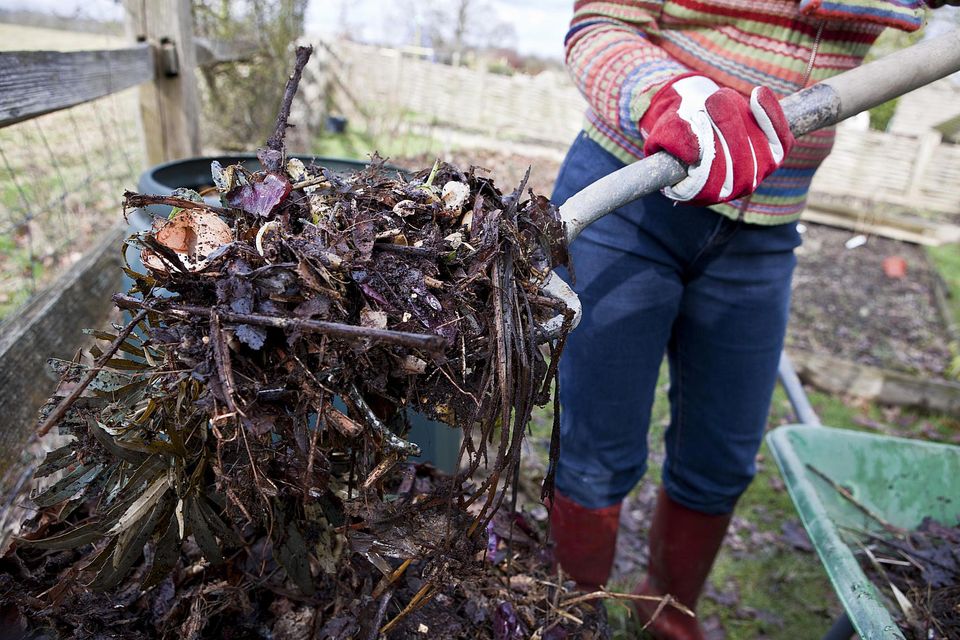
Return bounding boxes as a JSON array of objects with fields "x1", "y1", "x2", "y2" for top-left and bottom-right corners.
[
  {"x1": 766, "y1": 424, "x2": 960, "y2": 640},
  {"x1": 131, "y1": 155, "x2": 461, "y2": 473}
]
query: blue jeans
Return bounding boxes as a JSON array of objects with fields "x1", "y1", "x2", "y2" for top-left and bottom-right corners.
[{"x1": 553, "y1": 133, "x2": 801, "y2": 515}]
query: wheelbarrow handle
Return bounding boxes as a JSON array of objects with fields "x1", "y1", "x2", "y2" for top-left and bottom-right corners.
[{"x1": 559, "y1": 29, "x2": 960, "y2": 245}]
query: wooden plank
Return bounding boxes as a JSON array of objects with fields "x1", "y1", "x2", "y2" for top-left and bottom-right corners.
[
  {"x1": 0, "y1": 224, "x2": 125, "y2": 470},
  {"x1": 0, "y1": 46, "x2": 152, "y2": 128},
  {"x1": 788, "y1": 349, "x2": 960, "y2": 416},
  {"x1": 124, "y1": 0, "x2": 201, "y2": 164},
  {"x1": 801, "y1": 204, "x2": 960, "y2": 247}
]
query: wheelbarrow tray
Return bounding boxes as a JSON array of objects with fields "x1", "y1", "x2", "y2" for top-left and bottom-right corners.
[{"x1": 766, "y1": 424, "x2": 960, "y2": 640}]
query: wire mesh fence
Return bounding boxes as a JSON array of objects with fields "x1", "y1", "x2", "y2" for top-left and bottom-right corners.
[
  {"x1": 0, "y1": 21, "x2": 144, "y2": 322},
  {"x1": 0, "y1": 89, "x2": 142, "y2": 320}
]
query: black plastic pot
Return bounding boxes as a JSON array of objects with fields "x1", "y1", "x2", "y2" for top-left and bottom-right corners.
[
  {"x1": 128, "y1": 155, "x2": 459, "y2": 472},
  {"x1": 129, "y1": 153, "x2": 404, "y2": 262},
  {"x1": 134, "y1": 153, "x2": 396, "y2": 219}
]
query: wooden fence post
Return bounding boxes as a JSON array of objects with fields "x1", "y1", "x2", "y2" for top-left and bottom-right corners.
[
  {"x1": 905, "y1": 129, "x2": 943, "y2": 203},
  {"x1": 123, "y1": 0, "x2": 201, "y2": 164}
]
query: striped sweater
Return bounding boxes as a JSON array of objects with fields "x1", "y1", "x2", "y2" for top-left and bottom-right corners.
[{"x1": 565, "y1": 0, "x2": 944, "y2": 224}]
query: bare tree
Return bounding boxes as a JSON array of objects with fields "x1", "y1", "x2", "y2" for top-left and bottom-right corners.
[
  {"x1": 450, "y1": 0, "x2": 473, "y2": 65},
  {"x1": 383, "y1": 0, "x2": 516, "y2": 65},
  {"x1": 192, "y1": 0, "x2": 309, "y2": 151}
]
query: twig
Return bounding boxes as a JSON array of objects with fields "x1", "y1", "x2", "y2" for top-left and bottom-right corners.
[
  {"x1": 523, "y1": 292, "x2": 566, "y2": 310},
  {"x1": 362, "y1": 452, "x2": 400, "y2": 490},
  {"x1": 36, "y1": 310, "x2": 148, "y2": 438},
  {"x1": 365, "y1": 589, "x2": 394, "y2": 640},
  {"x1": 298, "y1": 345, "x2": 327, "y2": 498},
  {"x1": 346, "y1": 385, "x2": 421, "y2": 457},
  {"x1": 547, "y1": 608, "x2": 583, "y2": 626},
  {"x1": 142, "y1": 235, "x2": 190, "y2": 273},
  {"x1": 640, "y1": 594, "x2": 679, "y2": 631},
  {"x1": 123, "y1": 191, "x2": 234, "y2": 218},
  {"x1": 262, "y1": 45, "x2": 313, "y2": 172},
  {"x1": 210, "y1": 310, "x2": 240, "y2": 414},
  {"x1": 112, "y1": 294, "x2": 447, "y2": 354},
  {"x1": 856, "y1": 540, "x2": 895, "y2": 583},
  {"x1": 380, "y1": 580, "x2": 437, "y2": 635},
  {"x1": 372, "y1": 242, "x2": 438, "y2": 258},
  {"x1": 291, "y1": 176, "x2": 330, "y2": 190},
  {"x1": 806, "y1": 464, "x2": 904, "y2": 536},
  {"x1": 372, "y1": 558, "x2": 412, "y2": 599},
  {"x1": 558, "y1": 590, "x2": 695, "y2": 618}
]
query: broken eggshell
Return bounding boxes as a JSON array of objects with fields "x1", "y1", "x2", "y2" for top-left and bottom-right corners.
[
  {"x1": 392, "y1": 199, "x2": 418, "y2": 217},
  {"x1": 255, "y1": 220, "x2": 281, "y2": 258},
  {"x1": 441, "y1": 181, "x2": 470, "y2": 211},
  {"x1": 286, "y1": 157, "x2": 308, "y2": 182},
  {"x1": 360, "y1": 308, "x2": 388, "y2": 330},
  {"x1": 141, "y1": 209, "x2": 234, "y2": 274}
]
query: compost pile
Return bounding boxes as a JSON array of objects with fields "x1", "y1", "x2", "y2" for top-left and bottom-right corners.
[
  {"x1": 0, "y1": 46, "x2": 596, "y2": 638},
  {"x1": 2, "y1": 465, "x2": 609, "y2": 639},
  {"x1": 856, "y1": 517, "x2": 960, "y2": 640}
]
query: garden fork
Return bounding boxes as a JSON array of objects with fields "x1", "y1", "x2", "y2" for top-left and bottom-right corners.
[{"x1": 539, "y1": 29, "x2": 960, "y2": 340}]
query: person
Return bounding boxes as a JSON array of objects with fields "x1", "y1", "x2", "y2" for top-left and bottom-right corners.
[{"x1": 548, "y1": 1, "x2": 955, "y2": 638}]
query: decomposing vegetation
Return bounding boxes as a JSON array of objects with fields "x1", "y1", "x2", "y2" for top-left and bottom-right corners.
[
  {"x1": 808, "y1": 464, "x2": 960, "y2": 639},
  {"x1": 854, "y1": 515, "x2": 960, "y2": 640},
  {"x1": 0, "y1": 45, "x2": 647, "y2": 639}
]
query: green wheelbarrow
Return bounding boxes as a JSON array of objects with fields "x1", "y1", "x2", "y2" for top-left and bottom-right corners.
[{"x1": 769, "y1": 354, "x2": 960, "y2": 640}]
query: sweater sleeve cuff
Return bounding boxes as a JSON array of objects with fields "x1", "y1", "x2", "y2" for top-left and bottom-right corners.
[{"x1": 621, "y1": 59, "x2": 693, "y2": 140}]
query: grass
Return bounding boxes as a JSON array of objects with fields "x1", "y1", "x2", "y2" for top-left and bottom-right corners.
[
  {"x1": 0, "y1": 23, "x2": 141, "y2": 323},
  {"x1": 0, "y1": 121, "x2": 140, "y2": 321},
  {"x1": 927, "y1": 244, "x2": 960, "y2": 380},
  {"x1": 928, "y1": 244, "x2": 960, "y2": 327},
  {"x1": 602, "y1": 382, "x2": 845, "y2": 639}
]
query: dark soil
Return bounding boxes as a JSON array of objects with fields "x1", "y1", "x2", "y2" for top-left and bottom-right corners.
[
  {"x1": 789, "y1": 224, "x2": 953, "y2": 378},
  {"x1": 0, "y1": 464, "x2": 609, "y2": 640}
]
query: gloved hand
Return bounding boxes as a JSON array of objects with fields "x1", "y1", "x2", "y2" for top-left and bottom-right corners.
[{"x1": 639, "y1": 75, "x2": 795, "y2": 206}]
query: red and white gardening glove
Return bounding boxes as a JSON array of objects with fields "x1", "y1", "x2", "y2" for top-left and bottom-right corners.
[{"x1": 640, "y1": 75, "x2": 795, "y2": 206}]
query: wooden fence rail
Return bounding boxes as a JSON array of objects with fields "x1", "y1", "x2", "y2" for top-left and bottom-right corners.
[
  {"x1": 0, "y1": 46, "x2": 153, "y2": 127},
  {"x1": 0, "y1": 37, "x2": 253, "y2": 129}
]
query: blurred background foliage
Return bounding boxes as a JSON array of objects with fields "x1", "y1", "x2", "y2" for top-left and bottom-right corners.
[{"x1": 192, "y1": 0, "x2": 308, "y2": 151}]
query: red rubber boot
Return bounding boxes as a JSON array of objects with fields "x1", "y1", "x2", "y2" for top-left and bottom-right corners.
[
  {"x1": 549, "y1": 491, "x2": 622, "y2": 591},
  {"x1": 634, "y1": 487, "x2": 733, "y2": 639}
]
